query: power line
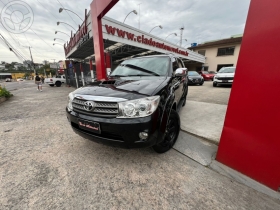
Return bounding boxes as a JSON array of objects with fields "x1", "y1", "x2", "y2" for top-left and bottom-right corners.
[
  {"x1": 0, "y1": 33, "x2": 27, "y2": 62},
  {"x1": 0, "y1": 0, "x2": 63, "y2": 61},
  {"x1": 29, "y1": 29, "x2": 62, "y2": 56},
  {"x1": 0, "y1": 35, "x2": 27, "y2": 61}
]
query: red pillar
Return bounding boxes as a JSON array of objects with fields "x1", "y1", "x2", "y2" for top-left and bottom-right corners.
[
  {"x1": 216, "y1": 0, "x2": 280, "y2": 190},
  {"x1": 90, "y1": 0, "x2": 119, "y2": 80}
]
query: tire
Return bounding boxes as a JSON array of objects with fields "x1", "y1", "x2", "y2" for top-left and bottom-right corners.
[
  {"x1": 213, "y1": 82, "x2": 217, "y2": 87},
  {"x1": 55, "y1": 81, "x2": 62, "y2": 87},
  {"x1": 199, "y1": 81, "x2": 204, "y2": 86},
  {"x1": 49, "y1": 84, "x2": 54, "y2": 87},
  {"x1": 153, "y1": 110, "x2": 180, "y2": 153}
]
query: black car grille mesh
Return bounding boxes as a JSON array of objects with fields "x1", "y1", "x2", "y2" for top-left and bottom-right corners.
[
  {"x1": 217, "y1": 77, "x2": 234, "y2": 80},
  {"x1": 72, "y1": 98, "x2": 119, "y2": 117}
]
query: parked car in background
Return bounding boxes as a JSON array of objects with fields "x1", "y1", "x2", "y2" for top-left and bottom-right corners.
[
  {"x1": 200, "y1": 71, "x2": 215, "y2": 81},
  {"x1": 5, "y1": 78, "x2": 11, "y2": 82},
  {"x1": 45, "y1": 75, "x2": 66, "y2": 87},
  {"x1": 188, "y1": 71, "x2": 204, "y2": 85},
  {"x1": 213, "y1": 67, "x2": 236, "y2": 87},
  {"x1": 16, "y1": 78, "x2": 24, "y2": 81}
]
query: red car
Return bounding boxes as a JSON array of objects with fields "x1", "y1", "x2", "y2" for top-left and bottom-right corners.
[{"x1": 199, "y1": 71, "x2": 215, "y2": 81}]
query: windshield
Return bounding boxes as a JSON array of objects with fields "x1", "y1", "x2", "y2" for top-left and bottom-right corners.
[
  {"x1": 110, "y1": 56, "x2": 170, "y2": 77},
  {"x1": 188, "y1": 71, "x2": 200, "y2": 76},
  {"x1": 202, "y1": 71, "x2": 209, "y2": 74},
  {"x1": 219, "y1": 67, "x2": 236, "y2": 73}
]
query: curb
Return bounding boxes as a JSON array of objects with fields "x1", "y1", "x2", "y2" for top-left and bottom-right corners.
[{"x1": 0, "y1": 95, "x2": 13, "y2": 105}]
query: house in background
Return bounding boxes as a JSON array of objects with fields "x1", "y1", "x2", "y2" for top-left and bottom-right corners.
[
  {"x1": 14, "y1": 63, "x2": 23, "y2": 70},
  {"x1": 188, "y1": 34, "x2": 243, "y2": 72}
]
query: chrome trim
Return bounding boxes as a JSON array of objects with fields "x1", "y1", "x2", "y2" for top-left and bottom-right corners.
[{"x1": 74, "y1": 94, "x2": 128, "y2": 102}]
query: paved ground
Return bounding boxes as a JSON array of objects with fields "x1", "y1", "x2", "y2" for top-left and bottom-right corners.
[
  {"x1": 179, "y1": 81, "x2": 230, "y2": 144},
  {"x1": 187, "y1": 81, "x2": 232, "y2": 105},
  {"x1": 1, "y1": 82, "x2": 280, "y2": 209},
  {"x1": 0, "y1": 80, "x2": 35, "y2": 91}
]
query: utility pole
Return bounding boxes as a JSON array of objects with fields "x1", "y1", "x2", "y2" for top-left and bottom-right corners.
[{"x1": 28, "y1": 47, "x2": 36, "y2": 75}]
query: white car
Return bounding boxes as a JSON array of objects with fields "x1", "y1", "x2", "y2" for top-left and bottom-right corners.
[
  {"x1": 16, "y1": 78, "x2": 24, "y2": 81},
  {"x1": 45, "y1": 75, "x2": 66, "y2": 87},
  {"x1": 213, "y1": 67, "x2": 235, "y2": 87}
]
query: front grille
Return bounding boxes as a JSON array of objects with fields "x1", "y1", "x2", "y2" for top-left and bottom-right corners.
[
  {"x1": 72, "y1": 98, "x2": 119, "y2": 117},
  {"x1": 217, "y1": 77, "x2": 234, "y2": 80}
]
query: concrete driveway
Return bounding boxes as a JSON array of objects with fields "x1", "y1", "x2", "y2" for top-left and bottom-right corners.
[{"x1": 0, "y1": 83, "x2": 279, "y2": 209}]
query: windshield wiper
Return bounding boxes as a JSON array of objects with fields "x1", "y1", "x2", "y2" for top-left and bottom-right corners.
[
  {"x1": 121, "y1": 64, "x2": 160, "y2": 76},
  {"x1": 126, "y1": 74, "x2": 155, "y2": 77},
  {"x1": 110, "y1": 75, "x2": 127, "y2": 77}
]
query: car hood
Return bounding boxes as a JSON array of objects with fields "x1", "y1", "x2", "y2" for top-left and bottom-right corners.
[
  {"x1": 73, "y1": 77, "x2": 167, "y2": 100},
  {"x1": 216, "y1": 72, "x2": 235, "y2": 77}
]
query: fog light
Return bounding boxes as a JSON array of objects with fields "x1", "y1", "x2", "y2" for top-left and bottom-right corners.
[{"x1": 139, "y1": 132, "x2": 148, "y2": 140}]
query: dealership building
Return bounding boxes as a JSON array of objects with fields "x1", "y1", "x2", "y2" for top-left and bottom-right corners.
[{"x1": 62, "y1": 9, "x2": 205, "y2": 87}]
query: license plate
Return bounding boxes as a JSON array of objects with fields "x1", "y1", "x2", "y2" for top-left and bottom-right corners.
[
  {"x1": 222, "y1": 80, "x2": 228, "y2": 82},
  {"x1": 78, "y1": 119, "x2": 101, "y2": 134}
]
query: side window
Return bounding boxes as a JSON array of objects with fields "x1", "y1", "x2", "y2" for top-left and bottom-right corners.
[{"x1": 172, "y1": 59, "x2": 179, "y2": 71}]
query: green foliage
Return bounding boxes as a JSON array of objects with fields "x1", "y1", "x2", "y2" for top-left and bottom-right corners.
[{"x1": 0, "y1": 86, "x2": 12, "y2": 98}]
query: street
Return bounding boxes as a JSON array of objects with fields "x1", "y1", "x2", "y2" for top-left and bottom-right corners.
[
  {"x1": 0, "y1": 80, "x2": 36, "y2": 91},
  {"x1": 0, "y1": 84, "x2": 279, "y2": 209}
]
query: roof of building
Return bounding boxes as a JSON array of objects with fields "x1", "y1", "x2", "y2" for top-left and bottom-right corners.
[{"x1": 189, "y1": 36, "x2": 242, "y2": 50}]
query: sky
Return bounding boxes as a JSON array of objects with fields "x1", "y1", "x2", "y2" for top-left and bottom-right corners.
[{"x1": 0, "y1": 0, "x2": 251, "y2": 64}]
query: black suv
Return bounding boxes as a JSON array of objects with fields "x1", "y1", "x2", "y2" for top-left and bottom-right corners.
[{"x1": 66, "y1": 54, "x2": 188, "y2": 153}]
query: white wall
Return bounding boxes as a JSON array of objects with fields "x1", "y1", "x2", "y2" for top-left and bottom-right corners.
[{"x1": 194, "y1": 43, "x2": 241, "y2": 72}]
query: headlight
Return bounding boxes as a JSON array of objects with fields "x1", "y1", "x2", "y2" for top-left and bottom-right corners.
[
  {"x1": 117, "y1": 96, "x2": 160, "y2": 118},
  {"x1": 67, "y1": 92, "x2": 74, "y2": 110}
]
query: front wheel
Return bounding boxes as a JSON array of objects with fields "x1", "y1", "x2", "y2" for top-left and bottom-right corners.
[
  {"x1": 199, "y1": 81, "x2": 204, "y2": 86},
  {"x1": 213, "y1": 82, "x2": 217, "y2": 87},
  {"x1": 49, "y1": 84, "x2": 54, "y2": 87},
  {"x1": 153, "y1": 110, "x2": 180, "y2": 153}
]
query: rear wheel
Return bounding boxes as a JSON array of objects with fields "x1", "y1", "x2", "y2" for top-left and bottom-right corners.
[
  {"x1": 49, "y1": 84, "x2": 54, "y2": 87},
  {"x1": 55, "y1": 81, "x2": 62, "y2": 87},
  {"x1": 153, "y1": 110, "x2": 180, "y2": 153}
]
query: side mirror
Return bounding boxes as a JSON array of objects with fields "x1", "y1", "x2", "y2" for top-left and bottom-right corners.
[
  {"x1": 175, "y1": 68, "x2": 187, "y2": 77},
  {"x1": 106, "y1": 68, "x2": 111, "y2": 76}
]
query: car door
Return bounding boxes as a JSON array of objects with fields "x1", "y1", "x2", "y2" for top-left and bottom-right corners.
[
  {"x1": 177, "y1": 58, "x2": 186, "y2": 97},
  {"x1": 171, "y1": 58, "x2": 182, "y2": 104}
]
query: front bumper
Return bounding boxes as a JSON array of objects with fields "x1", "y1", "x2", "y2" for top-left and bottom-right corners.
[
  {"x1": 66, "y1": 108, "x2": 160, "y2": 148},
  {"x1": 188, "y1": 78, "x2": 203, "y2": 84},
  {"x1": 213, "y1": 78, "x2": 233, "y2": 84}
]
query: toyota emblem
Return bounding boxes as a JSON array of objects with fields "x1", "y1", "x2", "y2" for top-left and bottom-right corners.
[{"x1": 83, "y1": 101, "x2": 94, "y2": 111}]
